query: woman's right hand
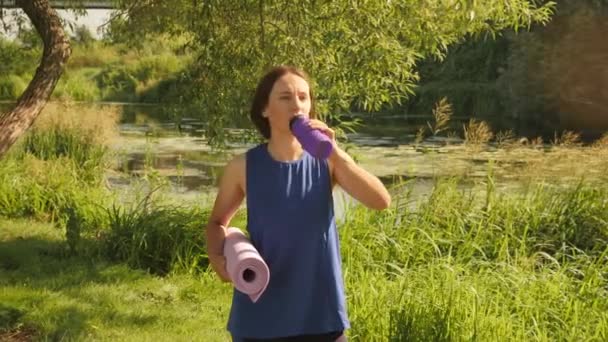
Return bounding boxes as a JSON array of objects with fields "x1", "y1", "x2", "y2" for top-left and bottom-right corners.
[{"x1": 208, "y1": 253, "x2": 231, "y2": 282}]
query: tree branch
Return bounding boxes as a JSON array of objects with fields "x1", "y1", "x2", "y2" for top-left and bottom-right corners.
[
  {"x1": 259, "y1": 0, "x2": 265, "y2": 51},
  {"x1": 0, "y1": 0, "x2": 71, "y2": 157}
]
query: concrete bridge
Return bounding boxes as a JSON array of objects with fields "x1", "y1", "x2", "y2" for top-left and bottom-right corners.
[{"x1": 0, "y1": 0, "x2": 115, "y2": 9}]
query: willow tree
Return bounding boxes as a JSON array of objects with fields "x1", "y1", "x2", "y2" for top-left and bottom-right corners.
[
  {"x1": 0, "y1": 0, "x2": 555, "y2": 154},
  {"x1": 108, "y1": 0, "x2": 555, "y2": 144},
  {"x1": 0, "y1": 0, "x2": 71, "y2": 157}
]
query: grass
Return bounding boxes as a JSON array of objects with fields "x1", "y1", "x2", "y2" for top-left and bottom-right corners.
[
  {"x1": 463, "y1": 119, "x2": 494, "y2": 145},
  {"x1": 0, "y1": 219, "x2": 232, "y2": 341},
  {"x1": 1, "y1": 112, "x2": 607, "y2": 340},
  {"x1": 340, "y1": 178, "x2": 608, "y2": 340},
  {"x1": 0, "y1": 103, "x2": 119, "y2": 222},
  {"x1": 102, "y1": 200, "x2": 211, "y2": 276},
  {"x1": 0, "y1": 116, "x2": 239, "y2": 342},
  {"x1": 1, "y1": 36, "x2": 193, "y2": 103},
  {"x1": 1, "y1": 176, "x2": 607, "y2": 340}
]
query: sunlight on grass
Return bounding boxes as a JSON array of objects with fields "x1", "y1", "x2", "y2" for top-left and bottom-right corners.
[
  {"x1": 1, "y1": 107, "x2": 608, "y2": 340},
  {"x1": 3, "y1": 174, "x2": 607, "y2": 340},
  {"x1": 33, "y1": 102, "x2": 121, "y2": 146},
  {"x1": 0, "y1": 219, "x2": 232, "y2": 341}
]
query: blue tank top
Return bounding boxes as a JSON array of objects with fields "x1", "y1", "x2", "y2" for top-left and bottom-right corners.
[{"x1": 227, "y1": 143, "x2": 350, "y2": 339}]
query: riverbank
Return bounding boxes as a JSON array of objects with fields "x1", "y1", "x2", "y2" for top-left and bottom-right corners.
[{"x1": 1, "y1": 103, "x2": 607, "y2": 340}]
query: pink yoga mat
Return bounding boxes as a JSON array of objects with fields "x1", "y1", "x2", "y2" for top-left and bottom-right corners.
[{"x1": 223, "y1": 227, "x2": 270, "y2": 303}]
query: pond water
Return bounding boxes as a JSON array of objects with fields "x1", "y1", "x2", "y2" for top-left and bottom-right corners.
[
  {"x1": 4, "y1": 102, "x2": 606, "y2": 212},
  {"x1": 102, "y1": 104, "x2": 608, "y2": 213},
  {"x1": 107, "y1": 105, "x2": 464, "y2": 190}
]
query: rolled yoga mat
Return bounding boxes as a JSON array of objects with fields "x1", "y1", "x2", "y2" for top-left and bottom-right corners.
[{"x1": 223, "y1": 227, "x2": 270, "y2": 303}]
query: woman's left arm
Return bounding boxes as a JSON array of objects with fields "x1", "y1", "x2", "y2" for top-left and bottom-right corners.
[
  {"x1": 306, "y1": 119, "x2": 391, "y2": 210},
  {"x1": 329, "y1": 146, "x2": 391, "y2": 210}
]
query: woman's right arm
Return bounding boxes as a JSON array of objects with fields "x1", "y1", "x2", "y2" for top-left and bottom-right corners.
[{"x1": 205, "y1": 154, "x2": 246, "y2": 282}]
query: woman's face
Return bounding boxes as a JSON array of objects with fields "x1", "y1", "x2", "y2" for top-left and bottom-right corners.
[{"x1": 264, "y1": 73, "x2": 311, "y2": 135}]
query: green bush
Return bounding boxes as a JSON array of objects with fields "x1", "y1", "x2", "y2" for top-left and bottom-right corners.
[
  {"x1": 103, "y1": 201, "x2": 209, "y2": 275},
  {"x1": 340, "y1": 178, "x2": 608, "y2": 340},
  {"x1": 52, "y1": 71, "x2": 102, "y2": 102},
  {"x1": 0, "y1": 155, "x2": 108, "y2": 228},
  {"x1": 22, "y1": 127, "x2": 108, "y2": 184},
  {"x1": 68, "y1": 42, "x2": 120, "y2": 68},
  {"x1": 0, "y1": 38, "x2": 38, "y2": 75},
  {"x1": 0, "y1": 303, "x2": 24, "y2": 332},
  {"x1": 341, "y1": 179, "x2": 608, "y2": 275},
  {"x1": 96, "y1": 66, "x2": 139, "y2": 102},
  {"x1": 0, "y1": 75, "x2": 28, "y2": 100},
  {"x1": 138, "y1": 73, "x2": 191, "y2": 103},
  {"x1": 95, "y1": 53, "x2": 188, "y2": 102},
  {"x1": 132, "y1": 54, "x2": 184, "y2": 83},
  {"x1": 0, "y1": 121, "x2": 111, "y2": 235}
]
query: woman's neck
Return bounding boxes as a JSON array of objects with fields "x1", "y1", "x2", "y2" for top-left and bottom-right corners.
[{"x1": 267, "y1": 132, "x2": 303, "y2": 162}]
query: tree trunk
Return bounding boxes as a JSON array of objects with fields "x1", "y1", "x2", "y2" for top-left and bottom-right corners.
[{"x1": 0, "y1": 0, "x2": 71, "y2": 158}]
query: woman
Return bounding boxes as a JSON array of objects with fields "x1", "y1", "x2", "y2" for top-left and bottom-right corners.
[{"x1": 205, "y1": 66, "x2": 391, "y2": 341}]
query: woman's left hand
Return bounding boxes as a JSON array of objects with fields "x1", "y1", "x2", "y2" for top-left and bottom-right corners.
[{"x1": 308, "y1": 119, "x2": 336, "y2": 143}]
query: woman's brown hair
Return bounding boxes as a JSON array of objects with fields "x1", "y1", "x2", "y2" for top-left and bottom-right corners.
[{"x1": 250, "y1": 66, "x2": 317, "y2": 139}]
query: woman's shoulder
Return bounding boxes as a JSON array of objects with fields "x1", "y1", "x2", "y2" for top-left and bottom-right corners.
[
  {"x1": 221, "y1": 153, "x2": 246, "y2": 193},
  {"x1": 226, "y1": 144, "x2": 265, "y2": 171},
  {"x1": 226, "y1": 153, "x2": 246, "y2": 171}
]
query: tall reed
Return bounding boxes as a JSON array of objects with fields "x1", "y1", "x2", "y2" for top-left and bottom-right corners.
[
  {"x1": 340, "y1": 178, "x2": 608, "y2": 340},
  {"x1": 103, "y1": 199, "x2": 210, "y2": 276}
]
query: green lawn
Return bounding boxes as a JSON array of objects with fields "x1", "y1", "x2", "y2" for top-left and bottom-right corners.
[
  {"x1": 0, "y1": 219, "x2": 232, "y2": 341},
  {"x1": 2, "y1": 177, "x2": 608, "y2": 341}
]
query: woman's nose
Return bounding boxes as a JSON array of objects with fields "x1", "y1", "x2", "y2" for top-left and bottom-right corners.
[{"x1": 291, "y1": 99, "x2": 302, "y2": 113}]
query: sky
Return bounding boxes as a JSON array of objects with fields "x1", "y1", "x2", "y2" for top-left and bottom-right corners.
[
  {"x1": 1, "y1": 9, "x2": 113, "y2": 39},
  {"x1": 59, "y1": 9, "x2": 113, "y2": 38}
]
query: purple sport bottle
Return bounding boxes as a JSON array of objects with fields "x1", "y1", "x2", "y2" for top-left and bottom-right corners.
[{"x1": 289, "y1": 115, "x2": 334, "y2": 160}]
